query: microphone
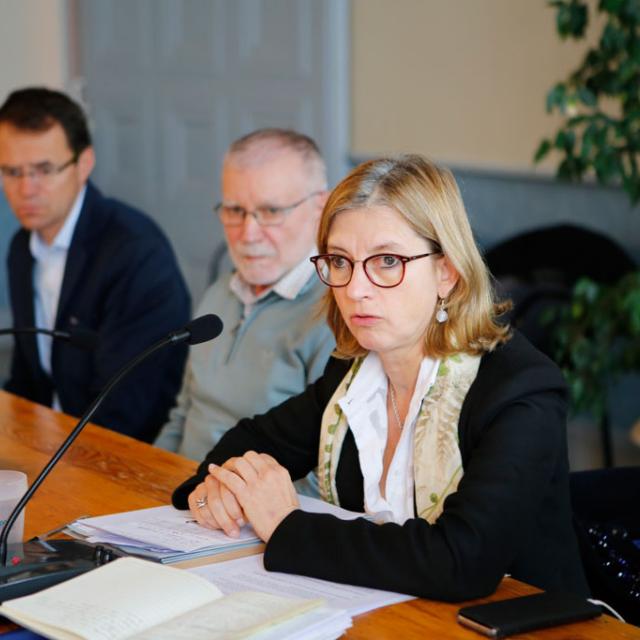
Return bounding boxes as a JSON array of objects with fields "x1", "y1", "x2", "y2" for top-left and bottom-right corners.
[
  {"x1": 0, "y1": 326, "x2": 99, "y2": 351},
  {"x1": 0, "y1": 314, "x2": 223, "y2": 601},
  {"x1": 166, "y1": 313, "x2": 223, "y2": 346}
]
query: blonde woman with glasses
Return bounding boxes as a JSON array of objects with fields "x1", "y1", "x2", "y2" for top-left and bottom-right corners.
[{"x1": 173, "y1": 155, "x2": 588, "y2": 601}]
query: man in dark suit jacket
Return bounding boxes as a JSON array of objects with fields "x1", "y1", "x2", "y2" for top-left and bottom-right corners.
[{"x1": 0, "y1": 87, "x2": 190, "y2": 442}]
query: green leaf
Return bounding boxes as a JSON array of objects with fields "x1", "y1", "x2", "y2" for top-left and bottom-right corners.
[
  {"x1": 594, "y1": 148, "x2": 621, "y2": 181},
  {"x1": 585, "y1": 49, "x2": 602, "y2": 66},
  {"x1": 555, "y1": 129, "x2": 576, "y2": 150},
  {"x1": 622, "y1": 172, "x2": 640, "y2": 203},
  {"x1": 557, "y1": 158, "x2": 573, "y2": 180},
  {"x1": 601, "y1": 22, "x2": 626, "y2": 53},
  {"x1": 556, "y1": 0, "x2": 588, "y2": 38},
  {"x1": 546, "y1": 83, "x2": 567, "y2": 113},
  {"x1": 550, "y1": 265, "x2": 640, "y2": 418},
  {"x1": 625, "y1": 2, "x2": 640, "y2": 24},
  {"x1": 537, "y1": 0, "x2": 640, "y2": 207},
  {"x1": 578, "y1": 86, "x2": 597, "y2": 106},
  {"x1": 580, "y1": 122, "x2": 599, "y2": 159},
  {"x1": 534, "y1": 139, "x2": 552, "y2": 162},
  {"x1": 568, "y1": 114, "x2": 588, "y2": 126},
  {"x1": 622, "y1": 60, "x2": 640, "y2": 87},
  {"x1": 574, "y1": 278, "x2": 600, "y2": 303},
  {"x1": 600, "y1": 0, "x2": 626, "y2": 13},
  {"x1": 594, "y1": 123, "x2": 609, "y2": 146}
]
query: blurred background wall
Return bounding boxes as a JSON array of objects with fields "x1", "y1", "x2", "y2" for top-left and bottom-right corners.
[{"x1": 352, "y1": 0, "x2": 591, "y2": 171}]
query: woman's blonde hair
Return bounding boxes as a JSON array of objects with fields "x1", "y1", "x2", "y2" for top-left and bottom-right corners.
[{"x1": 317, "y1": 155, "x2": 511, "y2": 359}]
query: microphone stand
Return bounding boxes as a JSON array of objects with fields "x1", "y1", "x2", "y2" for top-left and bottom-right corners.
[
  {"x1": 0, "y1": 326, "x2": 98, "y2": 350},
  {"x1": 0, "y1": 328, "x2": 70, "y2": 338},
  {"x1": 0, "y1": 321, "x2": 217, "y2": 602}
]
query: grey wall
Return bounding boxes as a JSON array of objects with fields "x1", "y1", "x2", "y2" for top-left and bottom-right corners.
[{"x1": 454, "y1": 167, "x2": 640, "y2": 262}]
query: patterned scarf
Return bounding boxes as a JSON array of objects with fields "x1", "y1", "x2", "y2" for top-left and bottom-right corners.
[{"x1": 317, "y1": 352, "x2": 481, "y2": 523}]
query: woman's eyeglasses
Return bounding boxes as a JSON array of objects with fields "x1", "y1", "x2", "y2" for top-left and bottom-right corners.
[{"x1": 310, "y1": 250, "x2": 442, "y2": 288}]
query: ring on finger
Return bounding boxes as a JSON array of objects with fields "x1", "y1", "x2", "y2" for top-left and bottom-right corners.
[{"x1": 195, "y1": 497, "x2": 208, "y2": 509}]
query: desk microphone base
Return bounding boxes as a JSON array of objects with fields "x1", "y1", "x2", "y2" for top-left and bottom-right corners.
[{"x1": 0, "y1": 539, "x2": 122, "y2": 602}]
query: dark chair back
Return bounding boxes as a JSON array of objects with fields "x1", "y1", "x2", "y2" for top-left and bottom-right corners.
[
  {"x1": 485, "y1": 224, "x2": 637, "y2": 358},
  {"x1": 570, "y1": 467, "x2": 640, "y2": 625}
]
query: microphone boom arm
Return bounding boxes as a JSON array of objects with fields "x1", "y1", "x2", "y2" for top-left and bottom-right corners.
[
  {"x1": 0, "y1": 333, "x2": 175, "y2": 566},
  {"x1": 0, "y1": 314, "x2": 222, "y2": 601}
]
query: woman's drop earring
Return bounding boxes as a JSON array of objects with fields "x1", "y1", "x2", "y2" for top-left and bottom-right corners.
[{"x1": 436, "y1": 298, "x2": 449, "y2": 323}]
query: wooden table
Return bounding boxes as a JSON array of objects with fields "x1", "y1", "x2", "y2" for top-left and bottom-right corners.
[{"x1": 1, "y1": 390, "x2": 638, "y2": 639}]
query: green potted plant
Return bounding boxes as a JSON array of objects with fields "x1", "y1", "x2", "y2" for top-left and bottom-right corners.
[{"x1": 534, "y1": 0, "x2": 640, "y2": 465}]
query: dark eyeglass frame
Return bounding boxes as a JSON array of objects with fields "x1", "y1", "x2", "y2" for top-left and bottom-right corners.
[
  {"x1": 214, "y1": 190, "x2": 323, "y2": 227},
  {"x1": 0, "y1": 156, "x2": 77, "y2": 181},
  {"x1": 310, "y1": 250, "x2": 443, "y2": 288}
]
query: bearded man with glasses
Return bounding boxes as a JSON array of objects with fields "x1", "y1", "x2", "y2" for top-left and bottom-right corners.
[
  {"x1": 0, "y1": 87, "x2": 190, "y2": 442},
  {"x1": 155, "y1": 129, "x2": 334, "y2": 496}
]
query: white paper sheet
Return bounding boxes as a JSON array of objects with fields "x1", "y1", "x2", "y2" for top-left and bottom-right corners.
[
  {"x1": 75, "y1": 506, "x2": 259, "y2": 552},
  {"x1": 190, "y1": 554, "x2": 413, "y2": 616},
  {"x1": 70, "y1": 495, "x2": 367, "y2": 555},
  {"x1": 296, "y1": 495, "x2": 368, "y2": 521}
]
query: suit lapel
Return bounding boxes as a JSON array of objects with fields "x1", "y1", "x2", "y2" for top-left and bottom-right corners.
[
  {"x1": 56, "y1": 241, "x2": 89, "y2": 328},
  {"x1": 55, "y1": 184, "x2": 97, "y2": 328}
]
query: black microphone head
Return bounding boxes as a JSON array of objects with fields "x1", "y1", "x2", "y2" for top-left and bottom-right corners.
[
  {"x1": 68, "y1": 328, "x2": 99, "y2": 351},
  {"x1": 185, "y1": 314, "x2": 223, "y2": 345}
]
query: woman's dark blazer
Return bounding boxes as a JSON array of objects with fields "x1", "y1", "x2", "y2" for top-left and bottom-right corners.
[{"x1": 173, "y1": 331, "x2": 588, "y2": 601}]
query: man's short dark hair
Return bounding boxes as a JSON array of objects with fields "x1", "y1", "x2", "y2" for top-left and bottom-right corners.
[{"x1": 0, "y1": 87, "x2": 92, "y2": 157}]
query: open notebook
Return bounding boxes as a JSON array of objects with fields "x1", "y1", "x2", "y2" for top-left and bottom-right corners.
[{"x1": 0, "y1": 557, "x2": 351, "y2": 640}]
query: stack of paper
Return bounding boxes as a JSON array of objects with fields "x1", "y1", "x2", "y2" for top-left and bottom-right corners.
[
  {"x1": 0, "y1": 557, "x2": 352, "y2": 639},
  {"x1": 66, "y1": 495, "x2": 368, "y2": 564},
  {"x1": 68, "y1": 505, "x2": 261, "y2": 563}
]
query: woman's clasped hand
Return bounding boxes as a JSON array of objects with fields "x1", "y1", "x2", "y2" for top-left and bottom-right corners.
[{"x1": 189, "y1": 451, "x2": 299, "y2": 541}]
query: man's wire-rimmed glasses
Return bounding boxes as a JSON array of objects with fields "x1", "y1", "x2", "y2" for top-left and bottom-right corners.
[
  {"x1": 0, "y1": 157, "x2": 77, "y2": 184},
  {"x1": 310, "y1": 250, "x2": 442, "y2": 288},
  {"x1": 214, "y1": 191, "x2": 323, "y2": 227}
]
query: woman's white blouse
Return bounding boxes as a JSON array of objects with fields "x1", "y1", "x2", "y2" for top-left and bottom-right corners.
[{"x1": 337, "y1": 352, "x2": 439, "y2": 524}]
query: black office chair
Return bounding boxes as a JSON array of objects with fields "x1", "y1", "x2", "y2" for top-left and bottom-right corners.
[
  {"x1": 486, "y1": 224, "x2": 637, "y2": 466},
  {"x1": 570, "y1": 467, "x2": 640, "y2": 626}
]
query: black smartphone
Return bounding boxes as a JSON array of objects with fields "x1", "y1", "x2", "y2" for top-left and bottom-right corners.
[{"x1": 457, "y1": 591, "x2": 601, "y2": 638}]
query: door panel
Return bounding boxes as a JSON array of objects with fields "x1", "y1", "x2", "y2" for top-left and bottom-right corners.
[{"x1": 78, "y1": 0, "x2": 349, "y2": 301}]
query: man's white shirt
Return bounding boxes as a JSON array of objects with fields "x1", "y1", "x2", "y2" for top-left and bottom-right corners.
[{"x1": 29, "y1": 185, "x2": 86, "y2": 408}]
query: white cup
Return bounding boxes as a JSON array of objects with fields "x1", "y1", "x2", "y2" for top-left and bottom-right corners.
[{"x1": 0, "y1": 470, "x2": 28, "y2": 544}]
